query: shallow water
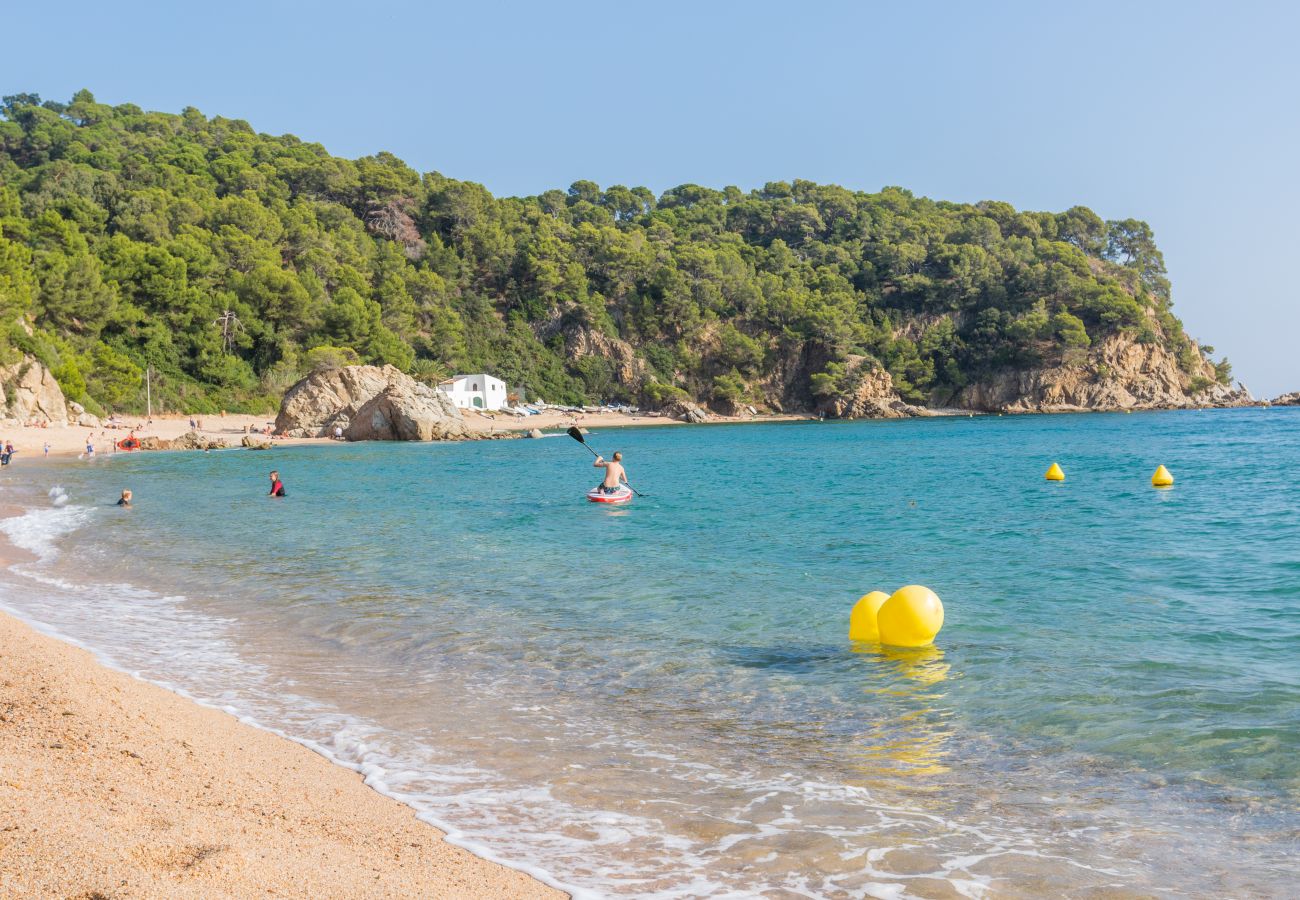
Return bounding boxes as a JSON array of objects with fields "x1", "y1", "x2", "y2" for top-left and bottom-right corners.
[{"x1": 2, "y1": 409, "x2": 1297, "y2": 897}]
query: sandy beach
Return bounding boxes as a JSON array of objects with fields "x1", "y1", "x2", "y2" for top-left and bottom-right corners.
[
  {"x1": 0, "y1": 533, "x2": 563, "y2": 899},
  {"x1": 1, "y1": 407, "x2": 812, "y2": 460}
]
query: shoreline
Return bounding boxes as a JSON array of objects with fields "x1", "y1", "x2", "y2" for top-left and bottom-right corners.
[
  {"x1": 0, "y1": 409, "x2": 817, "y2": 460},
  {"x1": 5, "y1": 403, "x2": 1287, "y2": 462},
  {"x1": 0, "y1": 516, "x2": 565, "y2": 898}
]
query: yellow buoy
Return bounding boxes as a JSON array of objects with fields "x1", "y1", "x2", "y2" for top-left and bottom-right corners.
[
  {"x1": 1045, "y1": 462, "x2": 1065, "y2": 481},
  {"x1": 849, "y1": 591, "x2": 889, "y2": 641},
  {"x1": 1152, "y1": 465, "x2": 1174, "y2": 487},
  {"x1": 877, "y1": 585, "x2": 945, "y2": 648}
]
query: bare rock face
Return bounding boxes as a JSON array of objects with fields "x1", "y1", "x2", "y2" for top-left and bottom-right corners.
[
  {"x1": 276, "y1": 365, "x2": 469, "y2": 442},
  {"x1": 345, "y1": 383, "x2": 470, "y2": 441},
  {"x1": 241, "y1": 434, "x2": 272, "y2": 449},
  {"x1": 364, "y1": 199, "x2": 426, "y2": 260},
  {"x1": 954, "y1": 333, "x2": 1247, "y2": 413},
  {"x1": 0, "y1": 357, "x2": 68, "y2": 424},
  {"x1": 1195, "y1": 381, "x2": 1256, "y2": 408},
  {"x1": 816, "y1": 359, "x2": 922, "y2": 419},
  {"x1": 1271, "y1": 391, "x2": 1300, "y2": 406},
  {"x1": 537, "y1": 304, "x2": 651, "y2": 395},
  {"x1": 665, "y1": 399, "x2": 711, "y2": 423}
]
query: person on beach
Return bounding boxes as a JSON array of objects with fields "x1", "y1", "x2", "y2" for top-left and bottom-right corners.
[
  {"x1": 43, "y1": 442, "x2": 50, "y2": 458},
  {"x1": 592, "y1": 451, "x2": 628, "y2": 494},
  {"x1": 268, "y1": 470, "x2": 286, "y2": 497},
  {"x1": 116, "y1": 489, "x2": 132, "y2": 507},
  {"x1": 85, "y1": 440, "x2": 95, "y2": 458},
  {"x1": 1, "y1": 441, "x2": 14, "y2": 465}
]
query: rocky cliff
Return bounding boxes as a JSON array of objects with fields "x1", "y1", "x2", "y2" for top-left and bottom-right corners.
[
  {"x1": 952, "y1": 333, "x2": 1250, "y2": 414},
  {"x1": 813, "y1": 357, "x2": 926, "y2": 419},
  {"x1": 536, "y1": 304, "x2": 651, "y2": 396},
  {"x1": 275, "y1": 365, "x2": 471, "y2": 441}
]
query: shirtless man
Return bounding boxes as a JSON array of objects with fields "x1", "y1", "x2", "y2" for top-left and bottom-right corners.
[{"x1": 593, "y1": 451, "x2": 628, "y2": 494}]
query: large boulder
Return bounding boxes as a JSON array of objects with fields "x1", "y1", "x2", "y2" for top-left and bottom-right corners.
[
  {"x1": 664, "y1": 399, "x2": 711, "y2": 424},
  {"x1": 276, "y1": 365, "x2": 470, "y2": 441},
  {"x1": 1270, "y1": 391, "x2": 1300, "y2": 406},
  {"x1": 0, "y1": 357, "x2": 68, "y2": 425},
  {"x1": 345, "y1": 383, "x2": 470, "y2": 441},
  {"x1": 171, "y1": 431, "x2": 228, "y2": 451}
]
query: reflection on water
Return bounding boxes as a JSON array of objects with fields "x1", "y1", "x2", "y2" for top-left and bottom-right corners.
[{"x1": 847, "y1": 644, "x2": 952, "y2": 780}]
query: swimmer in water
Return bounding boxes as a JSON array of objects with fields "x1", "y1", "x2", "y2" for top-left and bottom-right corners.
[
  {"x1": 268, "y1": 470, "x2": 286, "y2": 497},
  {"x1": 116, "y1": 489, "x2": 132, "y2": 507}
]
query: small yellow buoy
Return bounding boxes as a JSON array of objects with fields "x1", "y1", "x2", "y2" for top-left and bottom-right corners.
[
  {"x1": 849, "y1": 591, "x2": 889, "y2": 641},
  {"x1": 1152, "y1": 465, "x2": 1174, "y2": 487},
  {"x1": 1045, "y1": 462, "x2": 1065, "y2": 481},
  {"x1": 877, "y1": 585, "x2": 945, "y2": 648}
]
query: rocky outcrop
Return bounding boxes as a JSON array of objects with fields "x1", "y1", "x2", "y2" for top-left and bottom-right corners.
[
  {"x1": 1270, "y1": 391, "x2": 1300, "y2": 406},
  {"x1": 816, "y1": 358, "x2": 924, "y2": 419},
  {"x1": 364, "y1": 198, "x2": 426, "y2": 260},
  {"x1": 537, "y1": 304, "x2": 651, "y2": 395},
  {"x1": 241, "y1": 434, "x2": 273, "y2": 449},
  {"x1": 345, "y1": 383, "x2": 470, "y2": 441},
  {"x1": 275, "y1": 365, "x2": 391, "y2": 437},
  {"x1": 1195, "y1": 381, "x2": 1256, "y2": 408},
  {"x1": 665, "y1": 399, "x2": 711, "y2": 423},
  {"x1": 171, "y1": 431, "x2": 228, "y2": 451},
  {"x1": 135, "y1": 432, "x2": 228, "y2": 451},
  {"x1": 953, "y1": 333, "x2": 1249, "y2": 413},
  {"x1": 276, "y1": 365, "x2": 471, "y2": 441},
  {"x1": 1, "y1": 357, "x2": 68, "y2": 424}
]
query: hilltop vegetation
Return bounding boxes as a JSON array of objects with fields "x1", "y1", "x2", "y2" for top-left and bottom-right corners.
[{"x1": 0, "y1": 90, "x2": 1229, "y2": 415}]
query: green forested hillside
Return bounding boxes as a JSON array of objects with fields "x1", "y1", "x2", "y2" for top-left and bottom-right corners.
[{"x1": 0, "y1": 90, "x2": 1227, "y2": 415}]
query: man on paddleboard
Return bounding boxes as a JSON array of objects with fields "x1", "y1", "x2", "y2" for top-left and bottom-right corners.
[{"x1": 593, "y1": 452, "x2": 628, "y2": 495}]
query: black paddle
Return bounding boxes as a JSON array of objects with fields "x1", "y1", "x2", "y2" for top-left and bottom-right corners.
[{"x1": 567, "y1": 426, "x2": 646, "y2": 497}]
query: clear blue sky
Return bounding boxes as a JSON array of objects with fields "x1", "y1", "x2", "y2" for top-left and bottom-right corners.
[{"x1": 4, "y1": 1, "x2": 1297, "y2": 395}]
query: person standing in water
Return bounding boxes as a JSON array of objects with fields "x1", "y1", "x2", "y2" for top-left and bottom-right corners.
[
  {"x1": 116, "y1": 489, "x2": 132, "y2": 507},
  {"x1": 592, "y1": 451, "x2": 629, "y2": 494},
  {"x1": 268, "y1": 470, "x2": 286, "y2": 497}
]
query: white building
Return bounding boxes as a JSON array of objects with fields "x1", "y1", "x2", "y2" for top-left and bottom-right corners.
[{"x1": 438, "y1": 373, "x2": 508, "y2": 410}]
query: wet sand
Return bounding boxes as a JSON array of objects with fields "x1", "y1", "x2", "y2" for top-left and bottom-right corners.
[{"x1": 0, "y1": 524, "x2": 564, "y2": 898}]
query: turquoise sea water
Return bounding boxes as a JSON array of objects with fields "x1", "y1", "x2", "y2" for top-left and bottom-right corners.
[{"x1": 1, "y1": 409, "x2": 1297, "y2": 897}]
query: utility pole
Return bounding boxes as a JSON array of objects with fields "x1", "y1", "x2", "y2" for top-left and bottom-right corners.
[{"x1": 146, "y1": 364, "x2": 152, "y2": 420}]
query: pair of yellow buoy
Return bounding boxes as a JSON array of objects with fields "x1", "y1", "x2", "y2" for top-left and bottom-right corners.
[
  {"x1": 1044, "y1": 463, "x2": 1174, "y2": 487},
  {"x1": 850, "y1": 585, "x2": 944, "y2": 647}
]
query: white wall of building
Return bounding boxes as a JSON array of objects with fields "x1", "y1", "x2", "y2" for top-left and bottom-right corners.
[{"x1": 438, "y1": 374, "x2": 507, "y2": 410}]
